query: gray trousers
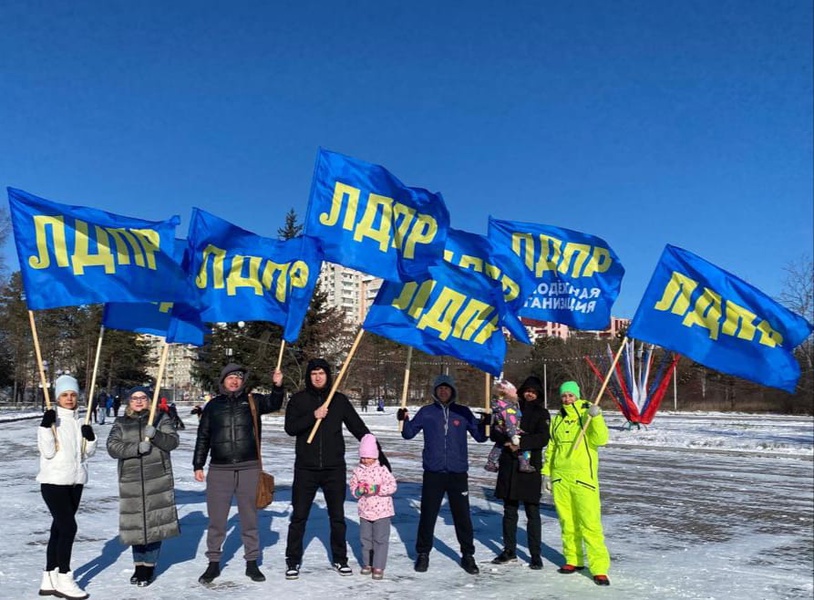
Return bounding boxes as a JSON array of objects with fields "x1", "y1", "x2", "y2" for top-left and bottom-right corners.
[
  {"x1": 360, "y1": 517, "x2": 391, "y2": 570},
  {"x1": 205, "y1": 467, "x2": 260, "y2": 562}
]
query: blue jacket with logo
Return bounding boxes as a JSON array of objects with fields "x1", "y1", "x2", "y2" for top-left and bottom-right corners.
[{"x1": 402, "y1": 399, "x2": 487, "y2": 473}]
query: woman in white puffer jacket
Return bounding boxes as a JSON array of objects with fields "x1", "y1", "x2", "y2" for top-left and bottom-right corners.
[{"x1": 36, "y1": 375, "x2": 97, "y2": 600}]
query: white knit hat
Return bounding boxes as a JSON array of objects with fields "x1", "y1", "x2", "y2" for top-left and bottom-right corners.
[{"x1": 55, "y1": 375, "x2": 79, "y2": 398}]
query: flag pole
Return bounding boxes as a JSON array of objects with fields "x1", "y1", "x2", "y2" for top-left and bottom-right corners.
[
  {"x1": 276, "y1": 340, "x2": 286, "y2": 371},
  {"x1": 307, "y1": 328, "x2": 365, "y2": 444},
  {"x1": 398, "y1": 346, "x2": 413, "y2": 433},
  {"x1": 82, "y1": 324, "x2": 106, "y2": 454},
  {"x1": 484, "y1": 372, "x2": 491, "y2": 437},
  {"x1": 146, "y1": 342, "x2": 171, "y2": 440},
  {"x1": 29, "y1": 310, "x2": 57, "y2": 449},
  {"x1": 571, "y1": 335, "x2": 628, "y2": 454},
  {"x1": 84, "y1": 325, "x2": 105, "y2": 426}
]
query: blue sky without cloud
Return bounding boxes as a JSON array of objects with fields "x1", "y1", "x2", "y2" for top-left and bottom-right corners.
[{"x1": 1, "y1": 0, "x2": 811, "y2": 318}]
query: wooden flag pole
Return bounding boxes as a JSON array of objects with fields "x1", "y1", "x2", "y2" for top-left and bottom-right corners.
[
  {"x1": 146, "y1": 342, "x2": 171, "y2": 440},
  {"x1": 398, "y1": 347, "x2": 413, "y2": 433},
  {"x1": 571, "y1": 335, "x2": 628, "y2": 454},
  {"x1": 276, "y1": 340, "x2": 286, "y2": 371},
  {"x1": 484, "y1": 372, "x2": 491, "y2": 437},
  {"x1": 81, "y1": 324, "x2": 106, "y2": 454},
  {"x1": 84, "y1": 325, "x2": 106, "y2": 426},
  {"x1": 307, "y1": 328, "x2": 365, "y2": 444},
  {"x1": 29, "y1": 310, "x2": 58, "y2": 449}
]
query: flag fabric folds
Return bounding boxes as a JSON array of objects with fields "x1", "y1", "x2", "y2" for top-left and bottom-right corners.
[
  {"x1": 628, "y1": 245, "x2": 814, "y2": 393},
  {"x1": 363, "y1": 261, "x2": 508, "y2": 376},
  {"x1": 8, "y1": 187, "x2": 188, "y2": 310},
  {"x1": 187, "y1": 208, "x2": 322, "y2": 342},
  {"x1": 444, "y1": 228, "x2": 534, "y2": 344},
  {"x1": 102, "y1": 240, "x2": 209, "y2": 346},
  {"x1": 305, "y1": 148, "x2": 450, "y2": 281},
  {"x1": 488, "y1": 217, "x2": 625, "y2": 331}
]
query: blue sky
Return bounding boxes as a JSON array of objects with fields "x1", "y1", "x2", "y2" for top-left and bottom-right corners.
[{"x1": 1, "y1": 1, "x2": 811, "y2": 318}]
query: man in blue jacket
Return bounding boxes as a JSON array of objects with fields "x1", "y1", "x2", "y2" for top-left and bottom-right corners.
[{"x1": 398, "y1": 374, "x2": 488, "y2": 574}]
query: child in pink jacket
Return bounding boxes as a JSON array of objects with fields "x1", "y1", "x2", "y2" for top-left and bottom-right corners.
[{"x1": 349, "y1": 433, "x2": 397, "y2": 580}]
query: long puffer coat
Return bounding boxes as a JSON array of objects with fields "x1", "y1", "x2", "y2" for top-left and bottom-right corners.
[
  {"x1": 107, "y1": 408, "x2": 180, "y2": 546},
  {"x1": 492, "y1": 376, "x2": 551, "y2": 503}
]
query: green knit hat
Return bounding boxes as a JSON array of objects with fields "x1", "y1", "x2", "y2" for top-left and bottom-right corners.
[{"x1": 559, "y1": 381, "x2": 581, "y2": 398}]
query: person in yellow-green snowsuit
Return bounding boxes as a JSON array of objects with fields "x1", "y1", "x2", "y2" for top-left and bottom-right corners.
[{"x1": 542, "y1": 381, "x2": 611, "y2": 587}]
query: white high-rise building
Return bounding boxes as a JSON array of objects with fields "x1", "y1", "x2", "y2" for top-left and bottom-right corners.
[{"x1": 318, "y1": 263, "x2": 382, "y2": 324}]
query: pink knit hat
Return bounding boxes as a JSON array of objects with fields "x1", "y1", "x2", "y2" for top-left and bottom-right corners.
[{"x1": 359, "y1": 433, "x2": 378, "y2": 459}]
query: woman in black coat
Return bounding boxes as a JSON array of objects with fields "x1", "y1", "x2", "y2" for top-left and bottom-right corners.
[{"x1": 490, "y1": 376, "x2": 551, "y2": 569}]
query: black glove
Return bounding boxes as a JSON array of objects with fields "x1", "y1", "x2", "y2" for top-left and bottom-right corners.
[
  {"x1": 40, "y1": 409, "x2": 56, "y2": 428},
  {"x1": 81, "y1": 425, "x2": 96, "y2": 441},
  {"x1": 396, "y1": 408, "x2": 409, "y2": 422},
  {"x1": 477, "y1": 412, "x2": 492, "y2": 427},
  {"x1": 376, "y1": 441, "x2": 392, "y2": 472}
]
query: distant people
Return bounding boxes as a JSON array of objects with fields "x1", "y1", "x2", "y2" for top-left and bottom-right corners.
[
  {"x1": 105, "y1": 395, "x2": 114, "y2": 417},
  {"x1": 193, "y1": 364, "x2": 284, "y2": 585},
  {"x1": 113, "y1": 395, "x2": 122, "y2": 417},
  {"x1": 360, "y1": 397, "x2": 369, "y2": 412},
  {"x1": 96, "y1": 391, "x2": 108, "y2": 425},
  {"x1": 490, "y1": 376, "x2": 550, "y2": 570},
  {"x1": 349, "y1": 434, "x2": 397, "y2": 580},
  {"x1": 543, "y1": 381, "x2": 611, "y2": 586},
  {"x1": 376, "y1": 398, "x2": 384, "y2": 412},
  {"x1": 284, "y1": 358, "x2": 388, "y2": 579},
  {"x1": 485, "y1": 380, "x2": 534, "y2": 473},
  {"x1": 106, "y1": 386, "x2": 180, "y2": 587},
  {"x1": 158, "y1": 397, "x2": 170, "y2": 414},
  {"x1": 397, "y1": 374, "x2": 488, "y2": 574},
  {"x1": 36, "y1": 375, "x2": 96, "y2": 600},
  {"x1": 168, "y1": 401, "x2": 185, "y2": 430}
]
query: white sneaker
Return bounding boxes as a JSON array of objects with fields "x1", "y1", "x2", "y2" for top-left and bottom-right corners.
[
  {"x1": 53, "y1": 571, "x2": 89, "y2": 600},
  {"x1": 38, "y1": 569, "x2": 57, "y2": 596}
]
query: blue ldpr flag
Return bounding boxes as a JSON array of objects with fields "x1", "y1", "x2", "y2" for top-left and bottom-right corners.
[
  {"x1": 444, "y1": 228, "x2": 534, "y2": 344},
  {"x1": 102, "y1": 240, "x2": 209, "y2": 346},
  {"x1": 628, "y1": 245, "x2": 814, "y2": 393},
  {"x1": 363, "y1": 261, "x2": 508, "y2": 376},
  {"x1": 488, "y1": 217, "x2": 625, "y2": 330},
  {"x1": 304, "y1": 148, "x2": 450, "y2": 281},
  {"x1": 8, "y1": 187, "x2": 188, "y2": 310},
  {"x1": 187, "y1": 208, "x2": 323, "y2": 342}
]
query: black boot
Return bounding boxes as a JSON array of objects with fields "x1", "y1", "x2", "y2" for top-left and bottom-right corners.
[
  {"x1": 198, "y1": 562, "x2": 221, "y2": 584},
  {"x1": 461, "y1": 554, "x2": 479, "y2": 575},
  {"x1": 137, "y1": 566, "x2": 155, "y2": 587},
  {"x1": 414, "y1": 553, "x2": 429, "y2": 572},
  {"x1": 130, "y1": 565, "x2": 145, "y2": 585},
  {"x1": 245, "y1": 560, "x2": 266, "y2": 582}
]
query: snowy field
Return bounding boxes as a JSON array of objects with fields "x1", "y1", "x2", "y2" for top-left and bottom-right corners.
[{"x1": 1, "y1": 406, "x2": 812, "y2": 600}]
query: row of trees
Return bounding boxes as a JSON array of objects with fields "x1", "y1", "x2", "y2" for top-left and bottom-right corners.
[{"x1": 0, "y1": 206, "x2": 810, "y2": 414}]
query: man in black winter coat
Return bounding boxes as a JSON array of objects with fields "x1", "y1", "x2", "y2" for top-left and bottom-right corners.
[
  {"x1": 490, "y1": 376, "x2": 551, "y2": 570},
  {"x1": 193, "y1": 363, "x2": 284, "y2": 585},
  {"x1": 283, "y1": 358, "x2": 379, "y2": 579}
]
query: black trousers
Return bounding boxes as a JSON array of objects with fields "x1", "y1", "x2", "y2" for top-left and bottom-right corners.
[
  {"x1": 416, "y1": 471, "x2": 475, "y2": 556},
  {"x1": 286, "y1": 466, "x2": 348, "y2": 564},
  {"x1": 41, "y1": 484, "x2": 84, "y2": 572},
  {"x1": 502, "y1": 499, "x2": 541, "y2": 557}
]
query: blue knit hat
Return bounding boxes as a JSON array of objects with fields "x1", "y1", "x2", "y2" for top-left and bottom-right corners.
[{"x1": 126, "y1": 385, "x2": 152, "y2": 400}]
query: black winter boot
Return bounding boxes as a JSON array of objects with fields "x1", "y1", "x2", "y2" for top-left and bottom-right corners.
[
  {"x1": 245, "y1": 560, "x2": 266, "y2": 582},
  {"x1": 198, "y1": 562, "x2": 221, "y2": 584},
  {"x1": 414, "y1": 553, "x2": 429, "y2": 572},
  {"x1": 137, "y1": 566, "x2": 155, "y2": 587},
  {"x1": 130, "y1": 565, "x2": 145, "y2": 585},
  {"x1": 461, "y1": 554, "x2": 479, "y2": 575}
]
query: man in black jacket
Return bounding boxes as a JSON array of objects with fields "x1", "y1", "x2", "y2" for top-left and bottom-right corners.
[
  {"x1": 283, "y1": 358, "x2": 373, "y2": 579},
  {"x1": 193, "y1": 363, "x2": 284, "y2": 585}
]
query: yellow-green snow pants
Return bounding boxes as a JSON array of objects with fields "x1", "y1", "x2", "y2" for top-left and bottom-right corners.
[{"x1": 551, "y1": 473, "x2": 610, "y2": 575}]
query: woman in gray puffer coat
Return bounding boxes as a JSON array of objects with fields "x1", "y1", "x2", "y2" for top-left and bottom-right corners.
[{"x1": 107, "y1": 386, "x2": 180, "y2": 587}]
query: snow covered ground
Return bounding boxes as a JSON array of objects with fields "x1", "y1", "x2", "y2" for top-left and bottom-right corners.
[{"x1": 1, "y1": 407, "x2": 812, "y2": 600}]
